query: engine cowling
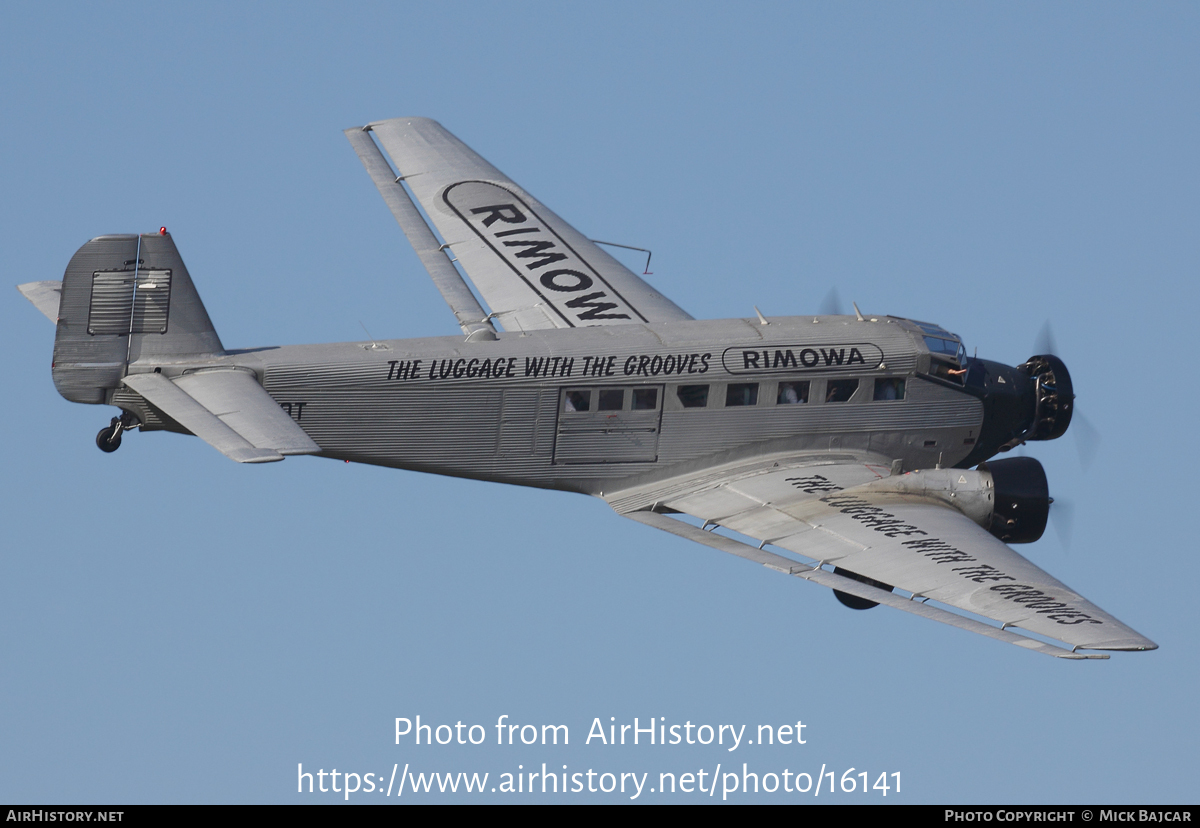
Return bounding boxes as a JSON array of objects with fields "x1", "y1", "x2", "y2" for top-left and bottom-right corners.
[
  {"x1": 978, "y1": 456, "x2": 1050, "y2": 543},
  {"x1": 841, "y1": 458, "x2": 1053, "y2": 546},
  {"x1": 825, "y1": 459, "x2": 1055, "y2": 612},
  {"x1": 1020, "y1": 354, "x2": 1074, "y2": 441}
]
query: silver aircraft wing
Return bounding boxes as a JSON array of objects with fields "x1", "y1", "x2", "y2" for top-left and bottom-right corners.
[
  {"x1": 607, "y1": 459, "x2": 1157, "y2": 658},
  {"x1": 350, "y1": 117, "x2": 693, "y2": 333}
]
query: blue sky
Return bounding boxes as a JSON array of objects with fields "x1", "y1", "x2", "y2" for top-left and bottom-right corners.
[{"x1": 2, "y1": 2, "x2": 1197, "y2": 803}]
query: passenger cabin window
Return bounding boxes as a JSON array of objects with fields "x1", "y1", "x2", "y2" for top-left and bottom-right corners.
[
  {"x1": 726, "y1": 383, "x2": 759, "y2": 406},
  {"x1": 677, "y1": 385, "x2": 709, "y2": 408},
  {"x1": 598, "y1": 389, "x2": 624, "y2": 411},
  {"x1": 632, "y1": 388, "x2": 658, "y2": 410},
  {"x1": 777, "y1": 381, "x2": 809, "y2": 404},
  {"x1": 564, "y1": 389, "x2": 591, "y2": 412},
  {"x1": 873, "y1": 378, "x2": 905, "y2": 401},
  {"x1": 562, "y1": 387, "x2": 662, "y2": 413},
  {"x1": 825, "y1": 379, "x2": 858, "y2": 403}
]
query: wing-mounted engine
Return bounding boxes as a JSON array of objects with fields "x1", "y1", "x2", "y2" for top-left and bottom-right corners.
[
  {"x1": 845, "y1": 456, "x2": 1052, "y2": 545},
  {"x1": 976, "y1": 456, "x2": 1050, "y2": 543},
  {"x1": 1019, "y1": 354, "x2": 1074, "y2": 441}
]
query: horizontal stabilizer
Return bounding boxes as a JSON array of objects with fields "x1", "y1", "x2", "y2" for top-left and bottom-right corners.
[
  {"x1": 17, "y1": 281, "x2": 62, "y2": 322},
  {"x1": 123, "y1": 370, "x2": 319, "y2": 463}
]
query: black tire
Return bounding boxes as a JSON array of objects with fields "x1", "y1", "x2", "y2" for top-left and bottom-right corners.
[
  {"x1": 834, "y1": 589, "x2": 879, "y2": 611},
  {"x1": 832, "y1": 567, "x2": 890, "y2": 610},
  {"x1": 96, "y1": 426, "x2": 122, "y2": 453}
]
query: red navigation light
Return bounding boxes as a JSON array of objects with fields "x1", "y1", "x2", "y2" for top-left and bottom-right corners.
[{"x1": 159, "y1": 227, "x2": 167, "y2": 235}]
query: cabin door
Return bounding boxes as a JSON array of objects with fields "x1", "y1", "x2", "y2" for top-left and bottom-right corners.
[{"x1": 553, "y1": 385, "x2": 663, "y2": 464}]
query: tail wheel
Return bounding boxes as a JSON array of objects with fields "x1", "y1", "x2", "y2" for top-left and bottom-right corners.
[
  {"x1": 95, "y1": 415, "x2": 130, "y2": 453},
  {"x1": 96, "y1": 425, "x2": 122, "y2": 452}
]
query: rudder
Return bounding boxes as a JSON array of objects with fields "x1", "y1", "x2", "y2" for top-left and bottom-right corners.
[{"x1": 52, "y1": 232, "x2": 223, "y2": 405}]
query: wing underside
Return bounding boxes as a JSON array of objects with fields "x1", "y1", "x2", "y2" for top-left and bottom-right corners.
[
  {"x1": 347, "y1": 117, "x2": 693, "y2": 333},
  {"x1": 608, "y1": 459, "x2": 1156, "y2": 658}
]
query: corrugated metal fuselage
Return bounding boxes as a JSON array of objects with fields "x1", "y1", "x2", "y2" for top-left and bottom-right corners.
[{"x1": 112, "y1": 315, "x2": 984, "y2": 495}]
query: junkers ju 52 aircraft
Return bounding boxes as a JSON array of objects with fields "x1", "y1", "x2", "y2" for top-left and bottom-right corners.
[{"x1": 19, "y1": 117, "x2": 1155, "y2": 659}]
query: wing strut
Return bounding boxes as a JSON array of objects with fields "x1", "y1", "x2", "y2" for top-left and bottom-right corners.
[
  {"x1": 344, "y1": 127, "x2": 497, "y2": 340},
  {"x1": 622, "y1": 509, "x2": 1108, "y2": 659}
]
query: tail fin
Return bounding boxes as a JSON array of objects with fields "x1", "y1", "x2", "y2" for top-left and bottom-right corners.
[{"x1": 51, "y1": 232, "x2": 223, "y2": 404}]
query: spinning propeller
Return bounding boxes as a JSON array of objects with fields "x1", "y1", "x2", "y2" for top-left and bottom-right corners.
[
  {"x1": 1033, "y1": 322, "x2": 1101, "y2": 471},
  {"x1": 819, "y1": 287, "x2": 845, "y2": 317},
  {"x1": 1030, "y1": 321, "x2": 1101, "y2": 551}
]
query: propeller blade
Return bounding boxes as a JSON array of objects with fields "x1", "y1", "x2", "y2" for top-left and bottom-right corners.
[
  {"x1": 819, "y1": 288, "x2": 845, "y2": 317},
  {"x1": 1034, "y1": 321, "x2": 1057, "y2": 356},
  {"x1": 1050, "y1": 497, "x2": 1075, "y2": 551},
  {"x1": 1032, "y1": 319, "x2": 1060, "y2": 355},
  {"x1": 1071, "y1": 409, "x2": 1101, "y2": 470}
]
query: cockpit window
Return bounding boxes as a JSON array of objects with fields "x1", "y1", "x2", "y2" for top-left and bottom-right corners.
[
  {"x1": 915, "y1": 321, "x2": 954, "y2": 337},
  {"x1": 923, "y1": 336, "x2": 961, "y2": 357},
  {"x1": 932, "y1": 361, "x2": 967, "y2": 384}
]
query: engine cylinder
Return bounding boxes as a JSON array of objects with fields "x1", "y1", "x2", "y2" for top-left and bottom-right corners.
[{"x1": 1021, "y1": 354, "x2": 1074, "y2": 441}]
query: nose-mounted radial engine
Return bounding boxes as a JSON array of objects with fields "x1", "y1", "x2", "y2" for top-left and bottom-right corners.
[
  {"x1": 959, "y1": 348, "x2": 1076, "y2": 467},
  {"x1": 1019, "y1": 354, "x2": 1074, "y2": 442},
  {"x1": 960, "y1": 348, "x2": 1078, "y2": 543}
]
